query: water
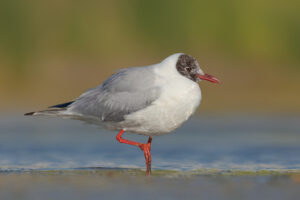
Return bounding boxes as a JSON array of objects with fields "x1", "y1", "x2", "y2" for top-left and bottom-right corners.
[
  {"x1": 0, "y1": 113, "x2": 300, "y2": 200},
  {"x1": 0, "y1": 114, "x2": 300, "y2": 171}
]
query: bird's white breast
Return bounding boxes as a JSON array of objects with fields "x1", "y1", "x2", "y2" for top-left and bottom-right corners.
[{"x1": 122, "y1": 68, "x2": 202, "y2": 136}]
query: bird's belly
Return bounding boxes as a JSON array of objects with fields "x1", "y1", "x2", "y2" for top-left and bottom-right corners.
[{"x1": 122, "y1": 82, "x2": 201, "y2": 136}]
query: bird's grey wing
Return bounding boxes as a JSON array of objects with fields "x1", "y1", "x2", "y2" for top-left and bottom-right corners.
[{"x1": 68, "y1": 67, "x2": 160, "y2": 122}]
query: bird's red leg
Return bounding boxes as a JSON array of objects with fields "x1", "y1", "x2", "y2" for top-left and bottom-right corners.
[
  {"x1": 140, "y1": 137, "x2": 152, "y2": 176},
  {"x1": 116, "y1": 129, "x2": 152, "y2": 176}
]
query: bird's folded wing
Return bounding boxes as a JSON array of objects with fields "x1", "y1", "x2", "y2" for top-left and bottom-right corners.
[{"x1": 68, "y1": 68, "x2": 160, "y2": 122}]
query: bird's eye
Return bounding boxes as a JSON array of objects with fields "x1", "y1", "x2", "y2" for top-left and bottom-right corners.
[{"x1": 185, "y1": 67, "x2": 191, "y2": 72}]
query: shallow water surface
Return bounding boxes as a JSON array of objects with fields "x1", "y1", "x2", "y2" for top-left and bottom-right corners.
[
  {"x1": 0, "y1": 114, "x2": 300, "y2": 200},
  {"x1": 0, "y1": 114, "x2": 300, "y2": 171}
]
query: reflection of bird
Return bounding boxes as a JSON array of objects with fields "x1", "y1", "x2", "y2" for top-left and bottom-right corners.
[{"x1": 25, "y1": 53, "x2": 220, "y2": 176}]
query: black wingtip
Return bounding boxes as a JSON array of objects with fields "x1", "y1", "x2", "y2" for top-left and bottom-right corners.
[
  {"x1": 49, "y1": 101, "x2": 74, "y2": 108},
  {"x1": 24, "y1": 112, "x2": 35, "y2": 116}
]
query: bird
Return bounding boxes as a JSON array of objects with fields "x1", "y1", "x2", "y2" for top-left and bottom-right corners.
[{"x1": 25, "y1": 53, "x2": 220, "y2": 176}]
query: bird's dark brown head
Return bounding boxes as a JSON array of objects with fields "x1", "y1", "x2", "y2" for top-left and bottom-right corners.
[
  {"x1": 176, "y1": 54, "x2": 201, "y2": 82},
  {"x1": 176, "y1": 54, "x2": 220, "y2": 84}
]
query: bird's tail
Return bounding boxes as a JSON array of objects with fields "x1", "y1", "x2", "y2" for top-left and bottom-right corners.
[
  {"x1": 24, "y1": 101, "x2": 74, "y2": 116},
  {"x1": 24, "y1": 107, "x2": 66, "y2": 116}
]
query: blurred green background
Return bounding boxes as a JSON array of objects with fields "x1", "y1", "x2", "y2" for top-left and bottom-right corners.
[{"x1": 0, "y1": 0, "x2": 299, "y2": 113}]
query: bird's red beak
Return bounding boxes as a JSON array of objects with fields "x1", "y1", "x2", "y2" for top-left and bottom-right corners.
[{"x1": 196, "y1": 73, "x2": 220, "y2": 84}]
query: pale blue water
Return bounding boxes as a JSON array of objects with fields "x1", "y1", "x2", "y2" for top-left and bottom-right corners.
[
  {"x1": 0, "y1": 113, "x2": 299, "y2": 172},
  {"x1": 1, "y1": 113, "x2": 300, "y2": 200}
]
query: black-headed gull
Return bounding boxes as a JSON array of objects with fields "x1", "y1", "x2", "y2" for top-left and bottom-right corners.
[{"x1": 25, "y1": 53, "x2": 220, "y2": 175}]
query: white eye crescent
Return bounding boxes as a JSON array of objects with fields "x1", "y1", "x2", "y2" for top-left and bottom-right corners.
[{"x1": 185, "y1": 67, "x2": 191, "y2": 72}]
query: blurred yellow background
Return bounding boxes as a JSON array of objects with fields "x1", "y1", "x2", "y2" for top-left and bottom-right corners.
[{"x1": 0, "y1": 0, "x2": 299, "y2": 113}]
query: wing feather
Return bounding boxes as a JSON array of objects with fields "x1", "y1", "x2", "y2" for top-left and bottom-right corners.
[{"x1": 68, "y1": 67, "x2": 160, "y2": 122}]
